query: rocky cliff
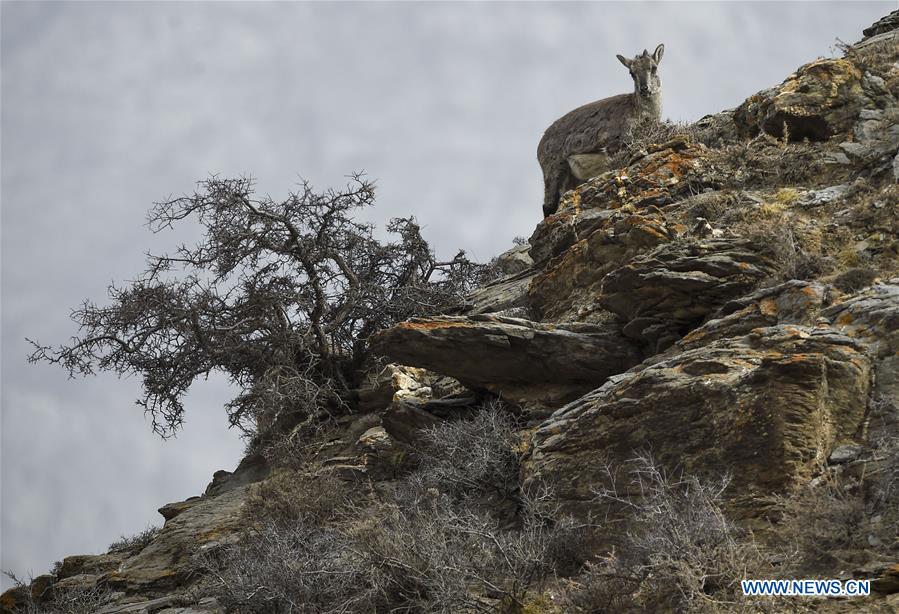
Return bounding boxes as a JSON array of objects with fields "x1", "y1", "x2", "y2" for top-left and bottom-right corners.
[{"x1": 4, "y1": 11, "x2": 899, "y2": 614}]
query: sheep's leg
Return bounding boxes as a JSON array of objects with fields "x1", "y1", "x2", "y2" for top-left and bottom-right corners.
[{"x1": 542, "y1": 161, "x2": 571, "y2": 217}]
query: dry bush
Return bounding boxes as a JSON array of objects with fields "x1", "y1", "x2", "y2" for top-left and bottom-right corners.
[
  {"x1": 774, "y1": 436, "x2": 899, "y2": 576},
  {"x1": 241, "y1": 470, "x2": 352, "y2": 526},
  {"x1": 681, "y1": 190, "x2": 739, "y2": 225},
  {"x1": 193, "y1": 519, "x2": 364, "y2": 614},
  {"x1": 773, "y1": 472, "x2": 868, "y2": 575},
  {"x1": 867, "y1": 436, "x2": 899, "y2": 548},
  {"x1": 203, "y1": 494, "x2": 581, "y2": 614},
  {"x1": 608, "y1": 117, "x2": 707, "y2": 169},
  {"x1": 621, "y1": 116, "x2": 690, "y2": 153},
  {"x1": 347, "y1": 493, "x2": 582, "y2": 613},
  {"x1": 838, "y1": 37, "x2": 899, "y2": 85},
  {"x1": 107, "y1": 524, "x2": 161, "y2": 555},
  {"x1": 1, "y1": 571, "x2": 116, "y2": 614},
  {"x1": 411, "y1": 402, "x2": 520, "y2": 503},
  {"x1": 728, "y1": 206, "x2": 828, "y2": 283},
  {"x1": 198, "y1": 404, "x2": 586, "y2": 613},
  {"x1": 563, "y1": 453, "x2": 774, "y2": 613},
  {"x1": 711, "y1": 134, "x2": 834, "y2": 189},
  {"x1": 832, "y1": 267, "x2": 879, "y2": 293}
]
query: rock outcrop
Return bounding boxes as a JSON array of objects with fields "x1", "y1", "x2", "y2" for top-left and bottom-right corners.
[
  {"x1": 524, "y1": 325, "x2": 871, "y2": 522},
  {"x1": 370, "y1": 314, "x2": 641, "y2": 411},
  {"x1": 599, "y1": 238, "x2": 778, "y2": 350},
  {"x1": 734, "y1": 59, "x2": 869, "y2": 141}
]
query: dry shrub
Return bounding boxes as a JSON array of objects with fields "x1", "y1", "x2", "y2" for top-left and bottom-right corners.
[
  {"x1": 832, "y1": 267, "x2": 879, "y2": 293},
  {"x1": 242, "y1": 469, "x2": 351, "y2": 526},
  {"x1": 711, "y1": 134, "x2": 835, "y2": 189},
  {"x1": 728, "y1": 205, "x2": 828, "y2": 283},
  {"x1": 774, "y1": 471, "x2": 867, "y2": 574},
  {"x1": 774, "y1": 436, "x2": 899, "y2": 577},
  {"x1": 682, "y1": 190, "x2": 739, "y2": 225},
  {"x1": 621, "y1": 116, "x2": 690, "y2": 153},
  {"x1": 0, "y1": 571, "x2": 116, "y2": 614},
  {"x1": 199, "y1": 403, "x2": 585, "y2": 613},
  {"x1": 838, "y1": 37, "x2": 899, "y2": 85},
  {"x1": 412, "y1": 402, "x2": 520, "y2": 503},
  {"x1": 193, "y1": 519, "x2": 363, "y2": 614},
  {"x1": 563, "y1": 453, "x2": 775, "y2": 613},
  {"x1": 107, "y1": 524, "x2": 161, "y2": 555}
]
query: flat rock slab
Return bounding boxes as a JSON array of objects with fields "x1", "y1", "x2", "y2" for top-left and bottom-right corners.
[
  {"x1": 370, "y1": 314, "x2": 641, "y2": 409},
  {"x1": 676, "y1": 280, "x2": 829, "y2": 352},
  {"x1": 824, "y1": 282, "x2": 899, "y2": 355},
  {"x1": 524, "y1": 325, "x2": 871, "y2": 523}
]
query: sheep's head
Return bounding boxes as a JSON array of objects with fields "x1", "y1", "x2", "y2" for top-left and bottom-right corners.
[{"x1": 617, "y1": 44, "x2": 664, "y2": 98}]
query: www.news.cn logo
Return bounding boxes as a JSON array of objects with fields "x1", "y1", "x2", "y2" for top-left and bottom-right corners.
[{"x1": 741, "y1": 579, "x2": 870, "y2": 597}]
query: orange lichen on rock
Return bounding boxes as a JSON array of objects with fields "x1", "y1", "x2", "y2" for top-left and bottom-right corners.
[
  {"x1": 397, "y1": 320, "x2": 477, "y2": 332},
  {"x1": 759, "y1": 297, "x2": 778, "y2": 316},
  {"x1": 837, "y1": 312, "x2": 855, "y2": 325}
]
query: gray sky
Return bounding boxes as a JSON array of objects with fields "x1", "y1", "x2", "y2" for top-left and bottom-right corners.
[{"x1": 1, "y1": 0, "x2": 892, "y2": 589}]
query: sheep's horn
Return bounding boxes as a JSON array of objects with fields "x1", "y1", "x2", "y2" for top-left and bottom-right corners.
[{"x1": 642, "y1": 49, "x2": 649, "y2": 57}]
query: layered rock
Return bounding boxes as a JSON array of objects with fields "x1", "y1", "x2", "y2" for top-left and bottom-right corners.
[
  {"x1": 463, "y1": 268, "x2": 535, "y2": 316},
  {"x1": 555, "y1": 139, "x2": 720, "y2": 214},
  {"x1": 460, "y1": 244, "x2": 537, "y2": 317},
  {"x1": 528, "y1": 206, "x2": 678, "y2": 321},
  {"x1": 370, "y1": 314, "x2": 641, "y2": 411},
  {"x1": 734, "y1": 59, "x2": 869, "y2": 141},
  {"x1": 862, "y1": 9, "x2": 899, "y2": 39},
  {"x1": 599, "y1": 238, "x2": 778, "y2": 350},
  {"x1": 524, "y1": 325, "x2": 871, "y2": 522},
  {"x1": 673, "y1": 280, "x2": 829, "y2": 353},
  {"x1": 824, "y1": 282, "x2": 899, "y2": 440}
]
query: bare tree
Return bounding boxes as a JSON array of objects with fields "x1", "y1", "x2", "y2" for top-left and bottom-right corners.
[{"x1": 28, "y1": 174, "x2": 486, "y2": 438}]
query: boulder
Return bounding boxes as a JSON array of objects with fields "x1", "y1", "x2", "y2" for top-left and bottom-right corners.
[
  {"x1": 370, "y1": 314, "x2": 641, "y2": 411},
  {"x1": 734, "y1": 59, "x2": 868, "y2": 141},
  {"x1": 493, "y1": 243, "x2": 533, "y2": 276},
  {"x1": 839, "y1": 107, "x2": 899, "y2": 167},
  {"x1": 355, "y1": 364, "x2": 455, "y2": 413},
  {"x1": 0, "y1": 585, "x2": 30, "y2": 614},
  {"x1": 382, "y1": 395, "x2": 476, "y2": 445},
  {"x1": 56, "y1": 553, "x2": 125, "y2": 579},
  {"x1": 108, "y1": 486, "x2": 251, "y2": 592},
  {"x1": 673, "y1": 280, "x2": 829, "y2": 353},
  {"x1": 854, "y1": 561, "x2": 899, "y2": 594},
  {"x1": 528, "y1": 206, "x2": 678, "y2": 321},
  {"x1": 599, "y1": 238, "x2": 778, "y2": 350},
  {"x1": 524, "y1": 325, "x2": 871, "y2": 523},
  {"x1": 528, "y1": 207, "x2": 619, "y2": 265}
]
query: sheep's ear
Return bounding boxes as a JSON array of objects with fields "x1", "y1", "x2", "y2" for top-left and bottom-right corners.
[
  {"x1": 653, "y1": 44, "x2": 665, "y2": 64},
  {"x1": 616, "y1": 54, "x2": 631, "y2": 68}
]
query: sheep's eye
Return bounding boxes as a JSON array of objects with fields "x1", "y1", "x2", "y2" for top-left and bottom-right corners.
[{"x1": 651, "y1": 66, "x2": 657, "y2": 74}]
